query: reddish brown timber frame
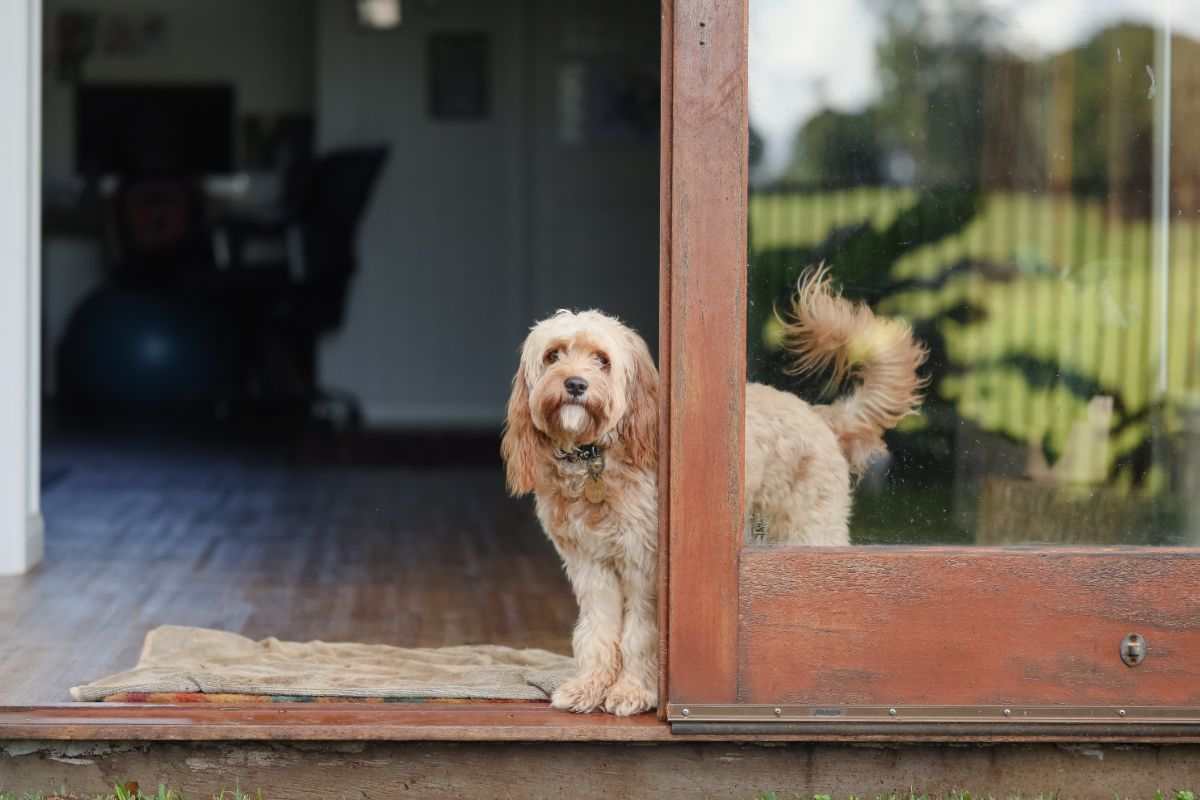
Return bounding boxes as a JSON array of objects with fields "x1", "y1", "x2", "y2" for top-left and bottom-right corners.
[
  {"x1": 659, "y1": 0, "x2": 1200, "y2": 731},
  {"x1": 668, "y1": 543, "x2": 1200, "y2": 726},
  {"x1": 733, "y1": 548, "x2": 1200, "y2": 708},
  {"x1": 661, "y1": 0, "x2": 748, "y2": 712}
]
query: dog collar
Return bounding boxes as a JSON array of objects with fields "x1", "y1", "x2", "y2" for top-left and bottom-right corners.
[
  {"x1": 554, "y1": 443, "x2": 603, "y2": 463},
  {"x1": 555, "y1": 443, "x2": 607, "y2": 504}
]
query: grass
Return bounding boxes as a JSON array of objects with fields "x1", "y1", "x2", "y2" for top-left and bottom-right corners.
[
  {"x1": 3, "y1": 788, "x2": 1194, "y2": 800},
  {"x1": 848, "y1": 480, "x2": 968, "y2": 545},
  {"x1": 0, "y1": 786, "x2": 262, "y2": 800},
  {"x1": 753, "y1": 792, "x2": 1197, "y2": 800},
  {"x1": 750, "y1": 188, "x2": 1200, "y2": 490}
]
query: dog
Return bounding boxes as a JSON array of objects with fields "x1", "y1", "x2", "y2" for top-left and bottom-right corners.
[{"x1": 501, "y1": 269, "x2": 926, "y2": 716}]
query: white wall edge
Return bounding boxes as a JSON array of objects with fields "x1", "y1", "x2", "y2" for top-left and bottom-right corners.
[
  {"x1": 0, "y1": 0, "x2": 42, "y2": 576},
  {"x1": 25, "y1": 512, "x2": 45, "y2": 572}
]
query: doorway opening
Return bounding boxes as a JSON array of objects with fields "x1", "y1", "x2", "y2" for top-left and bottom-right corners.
[{"x1": 11, "y1": 0, "x2": 660, "y2": 705}]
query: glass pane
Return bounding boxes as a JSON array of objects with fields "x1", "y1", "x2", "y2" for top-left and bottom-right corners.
[{"x1": 747, "y1": 0, "x2": 1200, "y2": 546}]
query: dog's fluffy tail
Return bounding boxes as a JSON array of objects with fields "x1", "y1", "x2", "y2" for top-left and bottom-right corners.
[{"x1": 778, "y1": 266, "x2": 927, "y2": 476}]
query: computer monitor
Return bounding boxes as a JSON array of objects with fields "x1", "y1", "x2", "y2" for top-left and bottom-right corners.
[{"x1": 75, "y1": 83, "x2": 235, "y2": 176}]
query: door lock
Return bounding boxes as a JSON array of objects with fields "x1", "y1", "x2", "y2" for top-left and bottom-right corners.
[{"x1": 1120, "y1": 633, "x2": 1146, "y2": 667}]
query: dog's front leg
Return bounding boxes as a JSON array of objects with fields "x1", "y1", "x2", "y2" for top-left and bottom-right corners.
[
  {"x1": 603, "y1": 554, "x2": 658, "y2": 716},
  {"x1": 552, "y1": 558, "x2": 623, "y2": 713}
]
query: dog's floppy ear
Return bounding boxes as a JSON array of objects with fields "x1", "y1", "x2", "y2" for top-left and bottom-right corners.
[
  {"x1": 620, "y1": 335, "x2": 659, "y2": 470},
  {"x1": 501, "y1": 363, "x2": 540, "y2": 496}
]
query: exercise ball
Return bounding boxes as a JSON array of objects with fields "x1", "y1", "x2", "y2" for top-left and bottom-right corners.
[{"x1": 58, "y1": 287, "x2": 238, "y2": 421}]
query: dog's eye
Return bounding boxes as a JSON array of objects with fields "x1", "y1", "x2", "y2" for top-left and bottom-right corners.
[
  {"x1": 544, "y1": 349, "x2": 561, "y2": 365},
  {"x1": 594, "y1": 352, "x2": 610, "y2": 369}
]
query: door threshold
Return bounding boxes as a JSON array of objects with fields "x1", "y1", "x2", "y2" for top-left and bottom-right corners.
[
  {"x1": 0, "y1": 702, "x2": 673, "y2": 742},
  {"x1": 5, "y1": 702, "x2": 1198, "y2": 743}
]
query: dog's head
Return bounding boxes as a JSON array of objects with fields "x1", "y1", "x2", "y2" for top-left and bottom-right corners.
[{"x1": 501, "y1": 310, "x2": 658, "y2": 496}]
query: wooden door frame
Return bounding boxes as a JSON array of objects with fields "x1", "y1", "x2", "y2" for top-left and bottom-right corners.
[
  {"x1": 0, "y1": 0, "x2": 43, "y2": 577},
  {"x1": 657, "y1": 0, "x2": 747, "y2": 715},
  {"x1": 659, "y1": 0, "x2": 1200, "y2": 735}
]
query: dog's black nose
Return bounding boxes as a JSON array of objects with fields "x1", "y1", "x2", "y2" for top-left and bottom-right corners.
[{"x1": 564, "y1": 376, "x2": 589, "y2": 397}]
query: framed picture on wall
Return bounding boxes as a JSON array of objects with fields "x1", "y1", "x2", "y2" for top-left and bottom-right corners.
[
  {"x1": 428, "y1": 32, "x2": 490, "y2": 121},
  {"x1": 557, "y1": 59, "x2": 658, "y2": 145}
]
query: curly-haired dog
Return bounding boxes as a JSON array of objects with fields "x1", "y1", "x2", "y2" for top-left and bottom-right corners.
[{"x1": 501, "y1": 270, "x2": 926, "y2": 716}]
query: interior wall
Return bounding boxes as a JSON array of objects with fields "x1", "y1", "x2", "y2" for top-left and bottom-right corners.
[
  {"x1": 526, "y1": 0, "x2": 660, "y2": 347},
  {"x1": 314, "y1": 0, "x2": 531, "y2": 428},
  {"x1": 316, "y1": 0, "x2": 659, "y2": 428},
  {"x1": 41, "y1": 0, "x2": 316, "y2": 181},
  {"x1": 40, "y1": 0, "x2": 316, "y2": 396},
  {"x1": 39, "y1": 0, "x2": 659, "y2": 429}
]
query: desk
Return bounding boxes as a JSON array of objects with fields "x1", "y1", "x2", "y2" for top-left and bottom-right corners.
[{"x1": 40, "y1": 172, "x2": 287, "y2": 398}]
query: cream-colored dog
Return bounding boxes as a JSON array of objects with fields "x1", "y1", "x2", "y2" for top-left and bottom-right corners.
[{"x1": 502, "y1": 270, "x2": 926, "y2": 716}]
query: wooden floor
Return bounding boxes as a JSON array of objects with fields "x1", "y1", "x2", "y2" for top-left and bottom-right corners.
[{"x1": 0, "y1": 434, "x2": 575, "y2": 704}]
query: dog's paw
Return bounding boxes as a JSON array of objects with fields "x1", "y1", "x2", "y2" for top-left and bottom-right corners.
[
  {"x1": 603, "y1": 678, "x2": 657, "y2": 717},
  {"x1": 551, "y1": 673, "x2": 613, "y2": 713}
]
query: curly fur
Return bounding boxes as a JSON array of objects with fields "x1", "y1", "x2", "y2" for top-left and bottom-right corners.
[{"x1": 502, "y1": 273, "x2": 925, "y2": 716}]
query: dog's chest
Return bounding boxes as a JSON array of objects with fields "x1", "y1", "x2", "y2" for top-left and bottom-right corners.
[
  {"x1": 552, "y1": 457, "x2": 597, "y2": 501},
  {"x1": 535, "y1": 460, "x2": 651, "y2": 561}
]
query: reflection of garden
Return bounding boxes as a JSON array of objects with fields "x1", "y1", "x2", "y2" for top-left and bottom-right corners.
[{"x1": 749, "y1": 7, "x2": 1200, "y2": 545}]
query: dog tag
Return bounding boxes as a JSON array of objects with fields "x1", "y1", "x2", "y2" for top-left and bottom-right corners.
[
  {"x1": 583, "y1": 454, "x2": 606, "y2": 503},
  {"x1": 584, "y1": 476, "x2": 607, "y2": 504}
]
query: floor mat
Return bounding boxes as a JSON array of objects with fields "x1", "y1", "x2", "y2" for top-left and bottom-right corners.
[{"x1": 71, "y1": 625, "x2": 574, "y2": 702}]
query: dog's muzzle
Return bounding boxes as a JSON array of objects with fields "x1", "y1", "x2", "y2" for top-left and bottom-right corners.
[{"x1": 564, "y1": 376, "x2": 589, "y2": 398}]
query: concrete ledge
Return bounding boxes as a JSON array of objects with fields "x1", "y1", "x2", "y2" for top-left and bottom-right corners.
[{"x1": 3, "y1": 741, "x2": 1200, "y2": 799}]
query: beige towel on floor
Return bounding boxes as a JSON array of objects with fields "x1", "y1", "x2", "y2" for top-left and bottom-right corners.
[{"x1": 71, "y1": 625, "x2": 575, "y2": 702}]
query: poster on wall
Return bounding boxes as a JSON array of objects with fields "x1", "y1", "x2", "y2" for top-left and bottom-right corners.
[
  {"x1": 428, "y1": 33, "x2": 490, "y2": 121},
  {"x1": 557, "y1": 60, "x2": 658, "y2": 146},
  {"x1": 49, "y1": 10, "x2": 167, "y2": 81}
]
